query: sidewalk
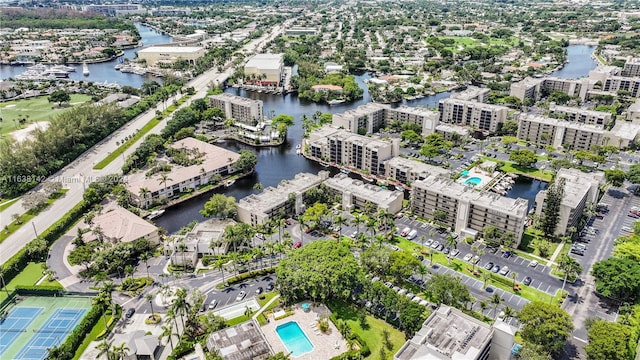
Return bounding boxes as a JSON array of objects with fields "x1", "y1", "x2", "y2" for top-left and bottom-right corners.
[{"x1": 547, "y1": 241, "x2": 565, "y2": 267}]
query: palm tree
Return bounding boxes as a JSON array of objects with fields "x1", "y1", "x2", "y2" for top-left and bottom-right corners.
[
  {"x1": 417, "y1": 264, "x2": 428, "y2": 282},
  {"x1": 299, "y1": 218, "x2": 308, "y2": 244},
  {"x1": 510, "y1": 272, "x2": 518, "y2": 289},
  {"x1": 482, "y1": 271, "x2": 492, "y2": 288},
  {"x1": 445, "y1": 234, "x2": 457, "y2": 250},
  {"x1": 112, "y1": 342, "x2": 130, "y2": 360},
  {"x1": 94, "y1": 282, "x2": 114, "y2": 330},
  {"x1": 171, "y1": 288, "x2": 190, "y2": 329},
  {"x1": 479, "y1": 300, "x2": 488, "y2": 314},
  {"x1": 138, "y1": 187, "x2": 151, "y2": 208},
  {"x1": 158, "y1": 172, "x2": 173, "y2": 194},
  {"x1": 145, "y1": 293, "x2": 156, "y2": 317},
  {"x1": 97, "y1": 339, "x2": 115, "y2": 360},
  {"x1": 333, "y1": 214, "x2": 347, "y2": 241},
  {"x1": 491, "y1": 293, "x2": 503, "y2": 319},
  {"x1": 502, "y1": 306, "x2": 514, "y2": 321},
  {"x1": 351, "y1": 214, "x2": 364, "y2": 234},
  {"x1": 140, "y1": 251, "x2": 151, "y2": 280},
  {"x1": 160, "y1": 323, "x2": 175, "y2": 352},
  {"x1": 277, "y1": 218, "x2": 286, "y2": 243},
  {"x1": 558, "y1": 254, "x2": 582, "y2": 293}
]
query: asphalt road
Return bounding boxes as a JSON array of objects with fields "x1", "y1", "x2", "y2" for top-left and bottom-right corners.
[{"x1": 0, "y1": 23, "x2": 286, "y2": 265}]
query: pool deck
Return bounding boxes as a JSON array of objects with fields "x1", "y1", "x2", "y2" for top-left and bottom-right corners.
[
  {"x1": 261, "y1": 303, "x2": 346, "y2": 359},
  {"x1": 457, "y1": 167, "x2": 494, "y2": 189}
]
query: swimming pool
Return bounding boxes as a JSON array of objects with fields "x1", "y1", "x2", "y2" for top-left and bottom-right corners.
[
  {"x1": 460, "y1": 170, "x2": 469, "y2": 177},
  {"x1": 464, "y1": 177, "x2": 482, "y2": 186},
  {"x1": 276, "y1": 321, "x2": 314, "y2": 356}
]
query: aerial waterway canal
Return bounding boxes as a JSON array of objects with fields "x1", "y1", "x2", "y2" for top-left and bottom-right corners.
[{"x1": 156, "y1": 45, "x2": 596, "y2": 233}]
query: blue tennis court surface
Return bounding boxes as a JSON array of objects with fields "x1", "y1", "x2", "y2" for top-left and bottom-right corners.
[
  {"x1": 13, "y1": 308, "x2": 87, "y2": 360},
  {"x1": 0, "y1": 307, "x2": 44, "y2": 356}
]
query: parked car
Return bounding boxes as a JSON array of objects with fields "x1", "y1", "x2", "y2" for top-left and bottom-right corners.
[
  {"x1": 463, "y1": 253, "x2": 473, "y2": 262},
  {"x1": 529, "y1": 260, "x2": 538, "y2": 268},
  {"x1": 523, "y1": 277, "x2": 532, "y2": 286},
  {"x1": 125, "y1": 308, "x2": 135, "y2": 318},
  {"x1": 424, "y1": 238, "x2": 434, "y2": 247},
  {"x1": 484, "y1": 262, "x2": 494, "y2": 270},
  {"x1": 442, "y1": 247, "x2": 450, "y2": 255},
  {"x1": 430, "y1": 241, "x2": 440, "y2": 249},
  {"x1": 293, "y1": 240, "x2": 302, "y2": 249},
  {"x1": 499, "y1": 266, "x2": 510, "y2": 276},
  {"x1": 208, "y1": 300, "x2": 218, "y2": 310},
  {"x1": 491, "y1": 265, "x2": 501, "y2": 273},
  {"x1": 450, "y1": 249, "x2": 460, "y2": 257},
  {"x1": 407, "y1": 229, "x2": 418, "y2": 240},
  {"x1": 266, "y1": 283, "x2": 275, "y2": 291},
  {"x1": 502, "y1": 251, "x2": 511, "y2": 258},
  {"x1": 256, "y1": 287, "x2": 263, "y2": 295},
  {"x1": 236, "y1": 291, "x2": 246, "y2": 301},
  {"x1": 401, "y1": 227, "x2": 411, "y2": 237},
  {"x1": 471, "y1": 255, "x2": 480, "y2": 264}
]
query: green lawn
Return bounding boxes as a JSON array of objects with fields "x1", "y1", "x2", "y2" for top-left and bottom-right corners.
[
  {"x1": 0, "y1": 262, "x2": 63, "y2": 302},
  {"x1": 327, "y1": 300, "x2": 406, "y2": 360},
  {"x1": 0, "y1": 189, "x2": 68, "y2": 244},
  {"x1": 0, "y1": 94, "x2": 92, "y2": 136},
  {"x1": 480, "y1": 156, "x2": 554, "y2": 181},
  {"x1": 0, "y1": 198, "x2": 19, "y2": 213}
]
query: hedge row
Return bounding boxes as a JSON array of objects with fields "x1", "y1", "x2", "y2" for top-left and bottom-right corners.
[
  {"x1": 0, "y1": 199, "x2": 90, "y2": 284},
  {"x1": 168, "y1": 338, "x2": 195, "y2": 360},
  {"x1": 218, "y1": 267, "x2": 276, "y2": 288},
  {"x1": 14, "y1": 285, "x2": 65, "y2": 296},
  {"x1": 96, "y1": 305, "x2": 122, "y2": 341}
]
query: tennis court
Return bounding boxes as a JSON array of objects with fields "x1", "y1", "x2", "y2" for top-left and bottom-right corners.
[
  {"x1": 0, "y1": 307, "x2": 44, "y2": 354},
  {"x1": 0, "y1": 296, "x2": 92, "y2": 360}
]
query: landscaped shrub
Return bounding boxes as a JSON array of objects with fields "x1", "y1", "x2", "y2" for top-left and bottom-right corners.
[
  {"x1": 218, "y1": 267, "x2": 276, "y2": 288},
  {"x1": 168, "y1": 338, "x2": 195, "y2": 360},
  {"x1": 96, "y1": 306, "x2": 122, "y2": 341}
]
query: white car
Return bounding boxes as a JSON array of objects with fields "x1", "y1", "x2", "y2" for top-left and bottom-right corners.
[
  {"x1": 463, "y1": 253, "x2": 473, "y2": 262},
  {"x1": 424, "y1": 238, "x2": 434, "y2": 247},
  {"x1": 529, "y1": 260, "x2": 538, "y2": 268},
  {"x1": 499, "y1": 266, "x2": 510, "y2": 276},
  {"x1": 236, "y1": 291, "x2": 246, "y2": 301},
  {"x1": 208, "y1": 300, "x2": 218, "y2": 309}
]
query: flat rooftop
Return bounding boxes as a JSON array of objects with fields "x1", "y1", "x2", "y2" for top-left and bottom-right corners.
[
  {"x1": 385, "y1": 157, "x2": 450, "y2": 178},
  {"x1": 210, "y1": 93, "x2": 262, "y2": 106},
  {"x1": 395, "y1": 305, "x2": 493, "y2": 360},
  {"x1": 324, "y1": 173, "x2": 403, "y2": 207},
  {"x1": 138, "y1": 46, "x2": 204, "y2": 53},
  {"x1": 245, "y1": 53, "x2": 284, "y2": 70},
  {"x1": 555, "y1": 168, "x2": 604, "y2": 208},
  {"x1": 520, "y1": 113, "x2": 605, "y2": 132},
  {"x1": 238, "y1": 172, "x2": 327, "y2": 214}
]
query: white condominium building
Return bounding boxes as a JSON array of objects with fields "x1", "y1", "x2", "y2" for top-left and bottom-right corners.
[
  {"x1": 517, "y1": 113, "x2": 605, "y2": 151},
  {"x1": 332, "y1": 103, "x2": 390, "y2": 134},
  {"x1": 237, "y1": 172, "x2": 329, "y2": 225},
  {"x1": 209, "y1": 93, "x2": 264, "y2": 125},
  {"x1": 411, "y1": 176, "x2": 528, "y2": 245},
  {"x1": 534, "y1": 168, "x2": 604, "y2": 236},
  {"x1": 548, "y1": 104, "x2": 613, "y2": 127},
  {"x1": 438, "y1": 98, "x2": 508, "y2": 133},
  {"x1": 307, "y1": 126, "x2": 399, "y2": 176},
  {"x1": 324, "y1": 173, "x2": 404, "y2": 214},
  {"x1": 384, "y1": 157, "x2": 450, "y2": 186}
]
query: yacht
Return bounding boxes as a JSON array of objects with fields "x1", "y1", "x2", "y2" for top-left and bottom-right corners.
[
  {"x1": 340, "y1": 168, "x2": 350, "y2": 175},
  {"x1": 319, "y1": 161, "x2": 330, "y2": 168},
  {"x1": 146, "y1": 210, "x2": 165, "y2": 220},
  {"x1": 225, "y1": 179, "x2": 236, "y2": 187},
  {"x1": 82, "y1": 63, "x2": 90, "y2": 76},
  {"x1": 296, "y1": 144, "x2": 301, "y2": 150}
]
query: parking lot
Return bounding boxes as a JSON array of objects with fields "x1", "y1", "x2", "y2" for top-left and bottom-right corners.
[{"x1": 394, "y1": 216, "x2": 563, "y2": 296}]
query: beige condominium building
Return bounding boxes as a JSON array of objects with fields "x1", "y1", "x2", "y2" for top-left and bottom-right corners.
[
  {"x1": 244, "y1": 53, "x2": 284, "y2": 86},
  {"x1": 209, "y1": 93, "x2": 264, "y2": 125},
  {"x1": 307, "y1": 125, "x2": 399, "y2": 176},
  {"x1": 602, "y1": 76, "x2": 640, "y2": 98},
  {"x1": 411, "y1": 176, "x2": 528, "y2": 244},
  {"x1": 324, "y1": 173, "x2": 404, "y2": 214},
  {"x1": 438, "y1": 98, "x2": 508, "y2": 133},
  {"x1": 331, "y1": 103, "x2": 439, "y2": 136},
  {"x1": 137, "y1": 46, "x2": 206, "y2": 66},
  {"x1": 126, "y1": 137, "x2": 241, "y2": 208},
  {"x1": 395, "y1": 305, "x2": 516, "y2": 360},
  {"x1": 622, "y1": 58, "x2": 640, "y2": 77},
  {"x1": 510, "y1": 77, "x2": 589, "y2": 102},
  {"x1": 517, "y1": 113, "x2": 605, "y2": 151},
  {"x1": 237, "y1": 172, "x2": 329, "y2": 225},
  {"x1": 450, "y1": 85, "x2": 491, "y2": 102},
  {"x1": 535, "y1": 168, "x2": 604, "y2": 236},
  {"x1": 384, "y1": 157, "x2": 450, "y2": 186},
  {"x1": 548, "y1": 104, "x2": 613, "y2": 127}
]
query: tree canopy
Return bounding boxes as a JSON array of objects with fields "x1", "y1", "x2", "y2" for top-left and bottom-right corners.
[
  {"x1": 517, "y1": 302, "x2": 573, "y2": 355},
  {"x1": 276, "y1": 240, "x2": 363, "y2": 304},
  {"x1": 423, "y1": 273, "x2": 472, "y2": 309},
  {"x1": 420, "y1": 133, "x2": 452, "y2": 160},
  {"x1": 604, "y1": 168, "x2": 626, "y2": 187},
  {"x1": 509, "y1": 149, "x2": 537, "y2": 167},
  {"x1": 591, "y1": 257, "x2": 640, "y2": 302},
  {"x1": 585, "y1": 320, "x2": 633, "y2": 360},
  {"x1": 235, "y1": 150, "x2": 258, "y2": 174},
  {"x1": 200, "y1": 194, "x2": 237, "y2": 219}
]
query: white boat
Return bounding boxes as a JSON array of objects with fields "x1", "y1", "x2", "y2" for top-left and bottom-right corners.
[
  {"x1": 146, "y1": 209, "x2": 165, "y2": 220},
  {"x1": 82, "y1": 63, "x2": 90, "y2": 76},
  {"x1": 395, "y1": 185, "x2": 405, "y2": 191},
  {"x1": 42, "y1": 68, "x2": 70, "y2": 78},
  {"x1": 296, "y1": 144, "x2": 301, "y2": 150},
  {"x1": 225, "y1": 179, "x2": 236, "y2": 187},
  {"x1": 340, "y1": 168, "x2": 350, "y2": 174},
  {"x1": 361, "y1": 175, "x2": 376, "y2": 183},
  {"x1": 296, "y1": 149, "x2": 301, "y2": 155},
  {"x1": 52, "y1": 64, "x2": 75, "y2": 72},
  {"x1": 319, "y1": 161, "x2": 330, "y2": 168},
  {"x1": 327, "y1": 99, "x2": 346, "y2": 106}
]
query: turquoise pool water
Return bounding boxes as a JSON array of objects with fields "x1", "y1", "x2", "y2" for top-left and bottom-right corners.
[
  {"x1": 464, "y1": 177, "x2": 482, "y2": 186},
  {"x1": 461, "y1": 170, "x2": 469, "y2": 177},
  {"x1": 276, "y1": 321, "x2": 314, "y2": 356}
]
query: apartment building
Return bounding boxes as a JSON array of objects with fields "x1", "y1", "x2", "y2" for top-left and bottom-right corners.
[
  {"x1": 517, "y1": 113, "x2": 605, "y2": 150},
  {"x1": 395, "y1": 305, "x2": 515, "y2": 360},
  {"x1": 548, "y1": 104, "x2": 612, "y2": 126},
  {"x1": 438, "y1": 98, "x2": 508, "y2": 133},
  {"x1": 450, "y1": 86, "x2": 491, "y2": 102},
  {"x1": 209, "y1": 93, "x2": 264, "y2": 125},
  {"x1": 387, "y1": 106, "x2": 440, "y2": 136},
  {"x1": 384, "y1": 157, "x2": 450, "y2": 186},
  {"x1": 435, "y1": 123, "x2": 470, "y2": 141},
  {"x1": 331, "y1": 104, "x2": 439, "y2": 136},
  {"x1": 127, "y1": 138, "x2": 241, "y2": 208},
  {"x1": 307, "y1": 126, "x2": 399, "y2": 176},
  {"x1": 324, "y1": 173, "x2": 404, "y2": 214},
  {"x1": 411, "y1": 176, "x2": 528, "y2": 244},
  {"x1": 535, "y1": 168, "x2": 604, "y2": 236},
  {"x1": 244, "y1": 53, "x2": 284, "y2": 86},
  {"x1": 602, "y1": 76, "x2": 640, "y2": 98},
  {"x1": 237, "y1": 172, "x2": 329, "y2": 225},
  {"x1": 332, "y1": 103, "x2": 390, "y2": 134},
  {"x1": 622, "y1": 58, "x2": 640, "y2": 77},
  {"x1": 510, "y1": 77, "x2": 589, "y2": 102},
  {"x1": 137, "y1": 46, "x2": 206, "y2": 66}
]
